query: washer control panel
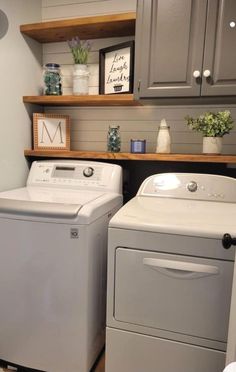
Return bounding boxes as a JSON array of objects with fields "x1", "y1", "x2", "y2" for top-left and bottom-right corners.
[
  {"x1": 27, "y1": 161, "x2": 122, "y2": 193},
  {"x1": 138, "y1": 173, "x2": 236, "y2": 203}
]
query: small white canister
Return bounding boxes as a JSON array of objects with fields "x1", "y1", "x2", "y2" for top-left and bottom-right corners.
[{"x1": 156, "y1": 118, "x2": 171, "y2": 153}]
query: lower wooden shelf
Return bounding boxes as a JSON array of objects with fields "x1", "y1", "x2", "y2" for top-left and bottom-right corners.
[{"x1": 24, "y1": 150, "x2": 236, "y2": 163}]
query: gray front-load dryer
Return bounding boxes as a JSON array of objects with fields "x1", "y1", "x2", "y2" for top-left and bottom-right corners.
[{"x1": 106, "y1": 173, "x2": 236, "y2": 372}]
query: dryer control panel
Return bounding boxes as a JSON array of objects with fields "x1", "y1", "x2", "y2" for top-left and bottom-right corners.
[
  {"x1": 138, "y1": 173, "x2": 236, "y2": 203},
  {"x1": 27, "y1": 161, "x2": 122, "y2": 193}
]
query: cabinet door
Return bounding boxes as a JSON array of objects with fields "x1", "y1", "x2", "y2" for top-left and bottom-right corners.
[
  {"x1": 134, "y1": 0, "x2": 207, "y2": 98},
  {"x1": 201, "y1": 0, "x2": 236, "y2": 96}
]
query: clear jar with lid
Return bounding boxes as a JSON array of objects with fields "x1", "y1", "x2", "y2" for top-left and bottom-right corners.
[
  {"x1": 107, "y1": 125, "x2": 121, "y2": 152},
  {"x1": 44, "y1": 63, "x2": 62, "y2": 95}
]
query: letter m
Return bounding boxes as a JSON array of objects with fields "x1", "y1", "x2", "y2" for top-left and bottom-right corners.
[{"x1": 40, "y1": 121, "x2": 64, "y2": 144}]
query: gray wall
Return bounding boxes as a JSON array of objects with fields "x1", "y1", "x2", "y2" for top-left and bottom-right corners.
[
  {"x1": 42, "y1": 0, "x2": 236, "y2": 155},
  {"x1": 0, "y1": 0, "x2": 42, "y2": 191}
]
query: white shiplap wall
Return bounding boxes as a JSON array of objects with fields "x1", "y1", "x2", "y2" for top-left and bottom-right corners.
[
  {"x1": 42, "y1": 0, "x2": 236, "y2": 154},
  {"x1": 42, "y1": 0, "x2": 137, "y2": 20},
  {"x1": 43, "y1": 106, "x2": 236, "y2": 154}
]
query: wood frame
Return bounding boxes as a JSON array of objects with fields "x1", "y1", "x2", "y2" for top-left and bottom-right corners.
[
  {"x1": 33, "y1": 113, "x2": 70, "y2": 151},
  {"x1": 99, "y1": 41, "x2": 134, "y2": 95}
]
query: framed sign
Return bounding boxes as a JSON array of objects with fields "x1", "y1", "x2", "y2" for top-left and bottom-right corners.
[
  {"x1": 33, "y1": 113, "x2": 70, "y2": 150},
  {"x1": 99, "y1": 41, "x2": 134, "y2": 95}
]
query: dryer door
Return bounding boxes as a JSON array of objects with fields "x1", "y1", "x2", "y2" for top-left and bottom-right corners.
[{"x1": 114, "y1": 248, "x2": 234, "y2": 345}]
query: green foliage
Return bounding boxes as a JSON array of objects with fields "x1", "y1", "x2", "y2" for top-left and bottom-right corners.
[
  {"x1": 67, "y1": 37, "x2": 91, "y2": 64},
  {"x1": 185, "y1": 111, "x2": 234, "y2": 137}
]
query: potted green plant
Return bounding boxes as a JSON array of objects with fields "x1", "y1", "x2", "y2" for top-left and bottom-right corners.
[
  {"x1": 185, "y1": 110, "x2": 234, "y2": 154},
  {"x1": 67, "y1": 37, "x2": 91, "y2": 95}
]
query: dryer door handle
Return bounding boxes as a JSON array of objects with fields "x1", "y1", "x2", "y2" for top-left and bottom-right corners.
[
  {"x1": 143, "y1": 258, "x2": 219, "y2": 279},
  {"x1": 222, "y1": 233, "x2": 236, "y2": 249}
]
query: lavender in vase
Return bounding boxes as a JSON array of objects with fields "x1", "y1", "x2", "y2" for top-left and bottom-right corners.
[{"x1": 67, "y1": 37, "x2": 92, "y2": 95}]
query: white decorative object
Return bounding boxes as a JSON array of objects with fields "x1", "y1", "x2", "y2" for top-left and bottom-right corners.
[
  {"x1": 202, "y1": 137, "x2": 222, "y2": 154},
  {"x1": 223, "y1": 362, "x2": 236, "y2": 372},
  {"x1": 156, "y1": 118, "x2": 171, "y2": 153},
  {"x1": 73, "y1": 64, "x2": 89, "y2": 95}
]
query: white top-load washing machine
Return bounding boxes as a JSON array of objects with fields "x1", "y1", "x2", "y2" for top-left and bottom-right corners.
[
  {"x1": 0, "y1": 160, "x2": 122, "y2": 372},
  {"x1": 106, "y1": 173, "x2": 236, "y2": 372}
]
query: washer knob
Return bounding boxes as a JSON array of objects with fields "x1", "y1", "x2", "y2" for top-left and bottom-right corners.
[
  {"x1": 187, "y1": 181, "x2": 198, "y2": 192},
  {"x1": 83, "y1": 167, "x2": 94, "y2": 177}
]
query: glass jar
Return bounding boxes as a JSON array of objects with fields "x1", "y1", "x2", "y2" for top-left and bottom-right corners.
[
  {"x1": 44, "y1": 63, "x2": 62, "y2": 95},
  {"x1": 107, "y1": 125, "x2": 121, "y2": 152}
]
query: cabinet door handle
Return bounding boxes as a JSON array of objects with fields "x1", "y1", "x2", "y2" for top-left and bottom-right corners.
[
  {"x1": 137, "y1": 80, "x2": 141, "y2": 91},
  {"x1": 193, "y1": 70, "x2": 201, "y2": 78},
  {"x1": 203, "y1": 69, "x2": 211, "y2": 77}
]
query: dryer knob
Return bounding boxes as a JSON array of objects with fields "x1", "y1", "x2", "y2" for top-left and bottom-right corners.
[
  {"x1": 83, "y1": 167, "x2": 94, "y2": 177},
  {"x1": 187, "y1": 181, "x2": 198, "y2": 192},
  {"x1": 222, "y1": 233, "x2": 236, "y2": 249}
]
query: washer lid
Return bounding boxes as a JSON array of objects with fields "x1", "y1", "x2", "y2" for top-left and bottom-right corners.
[
  {"x1": 0, "y1": 187, "x2": 105, "y2": 219},
  {"x1": 109, "y1": 196, "x2": 236, "y2": 239},
  {"x1": 0, "y1": 198, "x2": 82, "y2": 219}
]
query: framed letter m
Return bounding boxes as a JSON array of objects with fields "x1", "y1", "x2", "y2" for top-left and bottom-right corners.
[{"x1": 33, "y1": 113, "x2": 70, "y2": 150}]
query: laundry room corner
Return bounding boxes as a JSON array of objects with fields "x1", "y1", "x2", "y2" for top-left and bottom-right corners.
[
  {"x1": 1, "y1": 0, "x2": 236, "y2": 372},
  {"x1": 0, "y1": 0, "x2": 42, "y2": 192}
]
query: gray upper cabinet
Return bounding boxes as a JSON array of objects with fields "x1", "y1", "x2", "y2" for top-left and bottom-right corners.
[
  {"x1": 134, "y1": 0, "x2": 236, "y2": 98},
  {"x1": 201, "y1": 0, "x2": 236, "y2": 96}
]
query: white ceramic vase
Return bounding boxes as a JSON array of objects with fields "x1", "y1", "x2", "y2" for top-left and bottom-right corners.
[
  {"x1": 155, "y1": 118, "x2": 171, "y2": 153},
  {"x1": 73, "y1": 64, "x2": 89, "y2": 95},
  {"x1": 223, "y1": 362, "x2": 236, "y2": 372},
  {"x1": 202, "y1": 137, "x2": 222, "y2": 154}
]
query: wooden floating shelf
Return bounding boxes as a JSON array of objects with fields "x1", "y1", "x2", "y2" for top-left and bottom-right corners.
[
  {"x1": 23, "y1": 94, "x2": 139, "y2": 106},
  {"x1": 20, "y1": 12, "x2": 136, "y2": 43},
  {"x1": 24, "y1": 150, "x2": 236, "y2": 163}
]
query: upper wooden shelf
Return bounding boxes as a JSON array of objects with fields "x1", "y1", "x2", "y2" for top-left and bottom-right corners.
[
  {"x1": 23, "y1": 94, "x2": 139, "y2": 106},
  {"x1": 20, "y1": 12, "x2": 136, "y2": 43},
  {"x1": 24, "y1": 150, "x2": 236, "y2": 163}
]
